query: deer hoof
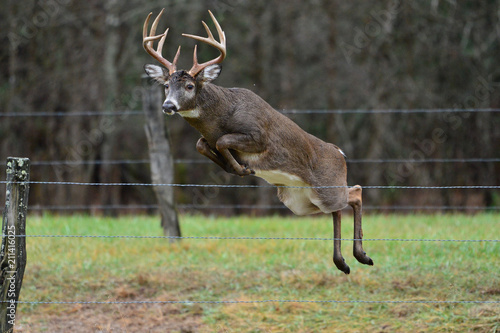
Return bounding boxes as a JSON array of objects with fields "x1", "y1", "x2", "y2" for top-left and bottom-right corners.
[
  {"x1": 236, "y1": 165, "x2": 254, "y2": 176},
  {"x1": 354, "y1": 249, "x2": 374, "y2": 266},
  {"x1": 333, "y1": 256, "x2": 350, "y2": 274}
]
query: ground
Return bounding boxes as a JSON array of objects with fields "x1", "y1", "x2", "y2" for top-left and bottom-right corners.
[{"x1": 10, "y1": 213, "x2": 500, "y2": 332}]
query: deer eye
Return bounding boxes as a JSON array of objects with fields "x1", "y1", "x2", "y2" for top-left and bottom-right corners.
[
  {"x1": 164, "y1": 84, "x2": 169, "y2": 89},
  {"x1": 186, "y1": 84, "x2": 194, "y2": 90}
]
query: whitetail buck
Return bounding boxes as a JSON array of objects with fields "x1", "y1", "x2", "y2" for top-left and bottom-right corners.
[{"x1": 143, "y1": 9, "x2": 373, "y2": 274}]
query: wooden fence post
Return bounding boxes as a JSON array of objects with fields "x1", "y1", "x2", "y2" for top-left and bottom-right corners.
[
  {"x1": 142, "y1": 77, "x2": 181, "y2": 240},
  {"x1": 0, "y1": 157, "x2": 30, "y2": 333}
]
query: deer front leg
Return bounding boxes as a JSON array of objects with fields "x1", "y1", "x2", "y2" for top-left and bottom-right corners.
[
  {"x1": 196, "y1": 137, "x2": 233, "y2": 173},
  {"x1": 349, "y1": 185, "x2": 374, "y2": 266},
  {"x1": 216, "y1": 133, "x2": 264, "y2": 177},
  {"x1": 332, "y1": 211, "x2": 350, "y2": 274}
]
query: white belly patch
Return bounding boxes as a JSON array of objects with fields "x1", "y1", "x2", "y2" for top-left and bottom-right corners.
[{"x1": 254, "y1": 169, "x2": 327, "y2": 215}]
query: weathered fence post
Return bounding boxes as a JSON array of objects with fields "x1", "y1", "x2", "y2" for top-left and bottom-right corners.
[
  {"x1": 142, "y1": 76, "x2": 181, "y2": 240},
  {"x1": 0, "y1": 157, "x2": 30, "y2": 332}
]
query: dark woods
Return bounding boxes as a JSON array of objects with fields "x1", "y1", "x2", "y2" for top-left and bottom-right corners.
[{"x1": 1, "y1": 0, "x2": 499, "y2": 213}]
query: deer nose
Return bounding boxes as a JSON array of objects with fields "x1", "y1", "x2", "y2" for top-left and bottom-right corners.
[{"x1": 162, "y1": 101, "x2": 178, "y2": 113}]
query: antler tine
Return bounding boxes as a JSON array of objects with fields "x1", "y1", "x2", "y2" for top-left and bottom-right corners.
[
  {"x1": 183, "y1": 10, "x2": 227, "y2": 77},
  {"x1": 208, "y1": 10, "x2": 226, "y2": 45},
  {"x1": 142, "y1": 9, "x2": 179, "y2": 75},
  {"x1": 143, "y1": 12, "x2": 152, "y2": 40},
  {"x1": 156, "y1": 29, "x2": 168, "y2": 55},
  {"x1": 201, "y1": 21, "x2": 215, "y2": 41},
  {"x1": 149, "y1": 8, "x2": 163, "y2": 36},
  {"x1": 142, "y1": 10, "x2": 165, "y2": 46},
  {"x1": 172, "y1": 45, "x2": 181, "y2": 66}
]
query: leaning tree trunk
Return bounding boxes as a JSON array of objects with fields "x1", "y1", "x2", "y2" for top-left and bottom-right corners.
[
  {"x1": 142, "y1": 79, "x2": 181, "y2": 240},
  {"x1": 99, "y1": 0, "x2": 121, "y2": 216}
]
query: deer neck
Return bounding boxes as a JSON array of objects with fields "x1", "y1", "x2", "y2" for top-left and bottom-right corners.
[
  {"x1": 180, "y1": 84, "x2": 230, "y2": 120},
  {"x1": 180, "y1": 84, "x2": 232, "y2": 141},
  {"x1": 197, "y1": 83, "x2": 230, "y2": 112}
]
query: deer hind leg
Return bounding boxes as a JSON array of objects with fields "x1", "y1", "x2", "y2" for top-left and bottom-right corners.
[
  {"x1": 332, "y1": 210, "x2": 350, "y2": 274},
  {"x1": 349, "y1": 185, "x2": 374, "y2": 266}
]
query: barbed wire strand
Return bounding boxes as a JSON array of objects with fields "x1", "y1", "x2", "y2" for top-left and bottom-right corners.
[
  {"x1": 0, "y1": 111, "x2": 143, "y2": 117},
  {"x1": 8, "y1": 299, "x2": 500, "y2": 305},
  {"x1": 1, "y1": 180, "x2": 498, "y2": 189},
  {"x1": 0, "y1": 158, "x2": 498, "y2": 167},
  {"x1": 345, "y1": 158, "x2": 500, "y2": 163},
  {"x1": 281, "y1": 108, "x2": 500, "y2": 114},
  {"x1": 2, "y1": 108, "x2": 500, "y2": 117},
  {"x1": 181, "y1": 204, "x2": 499, "y2": 210},
  {"x1": 24, "y1": 204, "x2": 500, "y2": 211},
  {"x1": 3, "y1": 234, "x2": 498, "y2": 242}
]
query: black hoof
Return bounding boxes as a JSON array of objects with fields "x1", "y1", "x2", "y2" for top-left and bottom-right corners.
[
  {"x1": 333, "y1": 257, "x2": 351, "y2": 274},
  {"x1": 244, "y1": 165, "x2": 255, "y2": 175},
  {"x1": 236, "y1": 165, "x2": 254, "y2": 177},
  {"x1": 354, "y1": 251, "x2": 374, "y2": 266}
]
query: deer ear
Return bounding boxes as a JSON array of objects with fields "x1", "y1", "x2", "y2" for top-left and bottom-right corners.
[
  {"x1": 144, "y1": 64, "x2": 169, "y2": 84},
  {"x1": 197, "y1": 64, "x2": 222, "y2": 84}
]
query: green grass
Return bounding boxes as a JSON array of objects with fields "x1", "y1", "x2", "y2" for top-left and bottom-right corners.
[{"x1": 15, "y1": 213, "x2": 500, "y2": 332}]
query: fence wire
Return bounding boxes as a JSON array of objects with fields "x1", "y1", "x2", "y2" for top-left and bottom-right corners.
[
  {"x1": 2, "y1": 108, "x2": 500, "y2": 117},
  {"x1": 0, "y1": 111, "x2": 143, "y2": 117},
  {"x1": 281, "y1": 108, "x2": 500, "y2": 114},
  {"x1": 9, "y1": 299, "x2": 500, "y2": 305},
  {"x1": 0, "y1": 157, "x2": 497, "y2": 167},
  {"x1": 3, "y1": 234, "x2": 499, "y2": 242},
  {"x1": 2, "y1": 180, "x2": 498, "y2": 190},
  {"x1": 25, "y1": 204, "x2": 500, "y2": 211}
]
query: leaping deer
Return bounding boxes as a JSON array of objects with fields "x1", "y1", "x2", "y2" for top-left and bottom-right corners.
[{"x1": 142, "y1": 9, "x2": 373, "y2": 274}]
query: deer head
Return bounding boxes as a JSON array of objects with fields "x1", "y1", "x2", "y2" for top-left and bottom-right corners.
[{"x1": 143, "y1": 9, "x2": 226, "y2": 115}]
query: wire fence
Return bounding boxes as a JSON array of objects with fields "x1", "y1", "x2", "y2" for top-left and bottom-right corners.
[
  {"x1": 1, "y1": 183, "x2": 499, "y2": 311},
  {"x1": 1, "y1": 108, "x2": 499, "y2": 312},
  {"x1": 25, "y1": 203, "x2": 500, "y2": 212},
  {"x1": 3, "y1": 180, "x2": 499, "y2": 242},
  {"x1": 2, "y1": 180, "x2": 499, "y2": 214},
  {"x1": 2, "y1": 107, "x2": 498, "y2": 214},
  {"x1": 2, "y1": 180, "x2": 498, "y2": 190},
  {"x1": 0, "y1": 157, "x2": 498, "y2": 167},
  {"x1": 6, "y1": 234, "x2": 499, "y2": 242},
  {"x1": 9, "y1": 299, "x2": 500, "y2": 305},
  {"x1": 2, "y1": 108, "x2": 500, "y2": 117},
  {"x1": 2, "y1": 109, "x2": 498, "y2": 170}
]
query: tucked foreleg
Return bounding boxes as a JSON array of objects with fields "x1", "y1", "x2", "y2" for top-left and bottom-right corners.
[
  {"x1": 215, "y1": 133, "x2": 264, "y2": 176},
  {"x1": 196, "y1": 137, "x2": 235, "y2": 173},
  {"x1": 349, "y1": 185, "x2": 373, "y2": 266}
]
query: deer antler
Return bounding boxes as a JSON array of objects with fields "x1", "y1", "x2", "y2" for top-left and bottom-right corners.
[
  {"x1": 183, "y1": 10, "x2": 226, "y2": 77},
  {"x1": 143, "y1": 9, "x2": 181, "y2": 75}
]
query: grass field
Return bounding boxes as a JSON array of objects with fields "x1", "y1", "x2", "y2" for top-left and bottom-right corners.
[{"x1": 13, "y1": 213, "x2": 500, "y2": 332}]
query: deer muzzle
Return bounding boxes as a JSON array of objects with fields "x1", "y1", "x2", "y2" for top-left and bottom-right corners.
[{"x1": 162, "y1": 101, "x2": 178, "y2": 115}]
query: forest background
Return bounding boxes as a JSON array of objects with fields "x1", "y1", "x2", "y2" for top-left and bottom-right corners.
[{"x1": 1, "y1": 0, "x2": 499, "y2": 214}]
